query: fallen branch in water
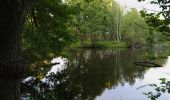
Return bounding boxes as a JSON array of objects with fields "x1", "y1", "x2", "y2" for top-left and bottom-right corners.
[{"x1": 134, "y1": 61, "x2": 162, "y2": 67}]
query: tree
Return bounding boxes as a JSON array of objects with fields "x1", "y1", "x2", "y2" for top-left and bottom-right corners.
[
  {"x1": 22, "y1": 0, "x2": 74, "y2": 64},
  {"x1": 0, "y1": 0, "x2": 74, "y2": 99},
  {"x1": 0, "y1": 0, "x2": 31, "y2": 74},
  {"x1": 120, "y1": 8, "x2": 149, "y2": 47},
  {"x1": 0, "y1": 0, "x2": 32, "y2": 99},
  {"x1": 67, "y1": 0, "x2": 123, "y2": 42}
]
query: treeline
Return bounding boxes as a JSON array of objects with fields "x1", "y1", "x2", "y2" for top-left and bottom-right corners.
[
  {"x1": 66, "y1": 0, "x2": 152, "y2": 46},
  {"x1": 67, "y1": 0, "x2": 122, "y2": 41},
  {"x1": 22, "y1": 0, "x2": 160, "y2": 64}
]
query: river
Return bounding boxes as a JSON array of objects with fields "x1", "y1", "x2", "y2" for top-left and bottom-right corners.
[{"x1": 21, "y1": 48, "x2": 170, "y2": 100}]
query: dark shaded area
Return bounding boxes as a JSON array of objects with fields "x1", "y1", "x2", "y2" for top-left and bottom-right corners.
[
  {"x1": 0, "y1": 1, "x2": 29, "y2": 100},
  {"x1": 0, "y1": 78, "x2": 21, "y2": 100}
]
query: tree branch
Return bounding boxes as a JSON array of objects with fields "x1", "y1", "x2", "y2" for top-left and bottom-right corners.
[{"x1": 134, "y1": 22, "x2": 157, "y2": 30}]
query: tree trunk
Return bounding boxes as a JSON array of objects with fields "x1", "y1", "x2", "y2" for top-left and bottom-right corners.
[
  {"x1": 0, "y1": 78, "x2": 21, "y2": 100},
  {"x1": 0, "y1": 0, "x2": 30, "y2": 99},
  {"x1": 0, "y1": 0, "x2": 30, "y2": 75}
]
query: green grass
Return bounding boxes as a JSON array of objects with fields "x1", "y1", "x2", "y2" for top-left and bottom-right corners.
[{"x1": 69, "y1": 41, "x2": 126, "y2": 49}]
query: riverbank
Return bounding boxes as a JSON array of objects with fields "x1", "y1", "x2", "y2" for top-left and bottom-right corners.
[{"x1": 69, "y1": 41, "x2": 126, "y2": 49}]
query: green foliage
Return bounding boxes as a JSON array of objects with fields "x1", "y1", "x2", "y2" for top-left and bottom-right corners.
[
  {"x1": 144, "y1": 78, "x2": 170, "y2": 100},
  {"x1": 139, "y1": 0, "x2": 170, "y2": 35},
  {"x1": 66, "y1": 0, "x2": 151, "y2": 48},
  {"x1": 22, "y1": 0, "x2": 74, "y2": 63},
  {"x1": 67, "y1": 0, "x2": 122, "y2": 39},
  {"x1": 21, "y1": 0, "x2": 155, "y2": 64},
  {"x1": 120, "y1": 8, "x2": 149, "y2": 46}
]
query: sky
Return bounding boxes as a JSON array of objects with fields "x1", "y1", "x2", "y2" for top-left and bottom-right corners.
[{"x1": 115, "y1": 0, "x2": 161, "y2": 12}]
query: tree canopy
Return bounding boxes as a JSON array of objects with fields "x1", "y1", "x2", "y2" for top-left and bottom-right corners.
[{"x1": 22, "y1": 0, "x2": 75, "y2": 63}]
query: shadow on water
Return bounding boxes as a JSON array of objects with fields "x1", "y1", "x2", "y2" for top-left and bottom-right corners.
[
  {"x1": 0, "y1": 49, "x2": 165, "y2": 100},
  {"x1": 19, "y1": 48, "x2": 167, "y2": 100}
]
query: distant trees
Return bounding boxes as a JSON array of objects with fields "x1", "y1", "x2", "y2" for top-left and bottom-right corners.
[
  {"x1": 67, "y1": 0, "x2": 152, "y2": 47},
  {"x1": 120, "y1": 8, "x2": 149, "y2": 47},
  {"x1": 67, "y1": 0, "x2": 123, "y2": 42}
]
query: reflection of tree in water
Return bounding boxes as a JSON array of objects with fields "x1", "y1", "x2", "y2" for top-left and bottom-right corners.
[
  {"x1": 22, "y1": 49, "x2": 164, "y2": 100},
  {"x1": 68, "y1": 49, "x2": 148, "y2": 87}
]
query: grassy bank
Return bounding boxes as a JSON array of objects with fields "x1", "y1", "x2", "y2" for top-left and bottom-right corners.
[{"x1": 70, "y1": 41, "x2": 126, "y2": 49}]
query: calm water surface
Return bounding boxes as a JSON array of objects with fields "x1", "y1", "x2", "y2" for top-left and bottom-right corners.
[{"x1": 22, "y1": 48, "x2": 170, "y2": 100}]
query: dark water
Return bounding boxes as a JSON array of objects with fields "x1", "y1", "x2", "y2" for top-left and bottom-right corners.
[{"x1": 5, "y1": 48, "x2": 170, "y2": 100}]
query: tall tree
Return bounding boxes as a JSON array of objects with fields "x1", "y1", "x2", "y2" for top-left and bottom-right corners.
[
  {"x1": 0, "y1": 0, "x2": 31, "y2": 99},
  {"x1": 0, "y1": 0, "x2": 30, "y2": 75}
]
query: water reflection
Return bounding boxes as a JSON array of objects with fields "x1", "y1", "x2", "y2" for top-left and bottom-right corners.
[{"x1": 21, "y1": 49, "x2": 167, "y2": 100}]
